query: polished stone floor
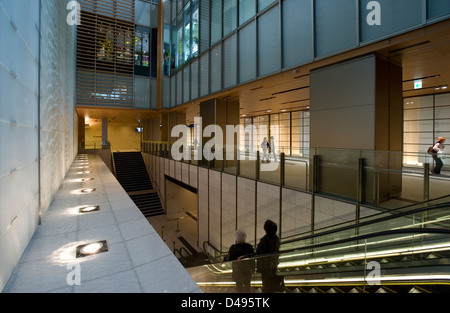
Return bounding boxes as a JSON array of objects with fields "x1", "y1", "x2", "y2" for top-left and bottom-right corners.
[{"x1": 3, "y1": 154, "x2": 201, "y2": 293}]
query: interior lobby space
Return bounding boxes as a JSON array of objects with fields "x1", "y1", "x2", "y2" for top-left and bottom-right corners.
[{"x1": 1, "y1": 0, "x2": 450, "y2": 295}]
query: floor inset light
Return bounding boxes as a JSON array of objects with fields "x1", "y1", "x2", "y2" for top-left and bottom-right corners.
[
  {"x1": 81, "y1": 178, "x2": 94, "y2": 182},
  {"x1": 76, "y1": 240, "x2": 108, "y2": 258},
  {"x1": 78, "y1": 171, "x2": 93, "y2": 174},
  {"x1": 80, "y1": 188, "x2": 96, "y2": 193},
  {"x1": 79, "y1": 205, "x2": 100, "y2": 213}
]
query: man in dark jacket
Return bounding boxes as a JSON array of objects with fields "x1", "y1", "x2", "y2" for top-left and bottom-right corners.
[{"x1": 256, "y1": 220, "x2": 281, "y2": 293}]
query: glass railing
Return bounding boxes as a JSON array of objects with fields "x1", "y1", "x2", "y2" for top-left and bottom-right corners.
[
  {"x1": 280, "y1": 198, "x2": 450, "y2": 252},
  {"x1": 188, "y1": 227, "x2": 450, "y2": 293},
  {"x1": 83, "y1": 140, "x2": 111, "y2": 150},
  {"x1": 280, "y1": 194, "x2": 450, "y2": 245},
  {"x1": 142, "y1": 141, "x2": 449, "y2": 208}
]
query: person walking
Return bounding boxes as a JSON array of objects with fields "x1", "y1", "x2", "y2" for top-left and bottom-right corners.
[
  {"x1": 256, "y1": 220, "x2": 281, "y2": 293},
  {"x1": 269, "y1": 136, "x2": 277, "y2": 162},
  {"x1": 261, "y1": 137, "x2": 270, "y2": 162},
  {"x1": 223, "y1": 230, "x2": 255, "y2": 293},
  {"x1": 431, "y1": 137, "x2": 446, "y2": 175}
]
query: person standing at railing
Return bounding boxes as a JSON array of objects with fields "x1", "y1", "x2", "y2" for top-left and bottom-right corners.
[
  {"x1": 256, "y1": 220, "x2": 282, "y2": 293},
  {"x1": 431, "y1": 137, "x2": 446, "y2": 175},
  {"x1": 223, "y1": 230, "x2": 255, "y2": 293}
]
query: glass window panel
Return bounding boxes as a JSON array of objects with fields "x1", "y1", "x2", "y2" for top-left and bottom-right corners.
[
  {"x1": 200, "y1": 0, "x2": 210, "y2": 52},
  {"x1": 200, "y1": 52, "x2": 209, "y2": 96},
  {"x1": 183, "y1": 4, "x2": 191, "y2": 63},
  {"x1": 171, "y1": 20, "x2": 177, "y2": 71},
  {"x1": 404, "y1": 119, "x2": 434, "y2": 133},
  {"x1": 224, "y1": 0, "x2": 237, "y2": 36},
  {"x1": 239, "y1": 0, "x2": 256, "y2": 25},
  {"x1": 279, "y1": 113, "x2": 291, "y2": 155},
  {"x1": 282, "y1": 0, "x2": 313, "y2": 68},
  {"x1": 177, "y1": 0, "x2": 183, "y2": 13},
  {"x1": 404, "y1": 96, "x2": 434, "y2": 109},
  {"x1": 258, "y1": 0, "x2": 275, "y2": 12},
  {"x1": 258, "y1": 5, "x2": 281, "y2": 77},
  {"x1": 163, "y1": 76, "x2": 170, "y2": 108},
  {"x1": 163, "y1": 25, "x2": 171, "y2": 75},
  {"x1": 435, "y1": 120, "x2": 450, "y2": 133},
  {"x1": 315, "y1": 0, "x2": 357, "y2": 57},
  {"x1": 404, "y1": 108, "x2": 434, "y2": 121},
  {"x1": 150, "y1": 3, "x2": 158, "y2": 28},
  {"x1": 191, "y1": 59, "x2": 199, "y2": 99},
  {"x1": 211, "y1": 0, "x2": 222, "y2": 45},
  {"x1": 163, "y1": 0, "x2": 172, "y2": 24},
  {"x1": 183, "y1": 66, "x2": 190, "y2": 102},
  {"x1": 238, "y1": 21, "x2": 256, "y2": 83},
  {"x1": 435, "y1": 107, "x2": 450, "y2": 123},
  {"x1": 172, "y1": 0, "x2": 177, "y2": 22},
  {"x1": 403, "y1": 94, "x2": 450, "y2": 164},
  {"x1": 210, "y1": 44, "x2": 222, "y2": 93},
  {"x1": 223, "y1": 33, "x2": 237, "y2": 88},
  {"x1": 176, "y1": 13, "x2": 183, "y2": 68},
  {"x1": 427, "y1": 0, "x2": 450, "y2": 20},
  {"x1": 177, "y1": 71, "x2": 182, "y2": 105},
  {"x1": 435, "y1": 93, "x2": 450, "y2": 107},
  {"x1": 170, "y1": 75, "x2": 176, "y2": 107},
  {"x1": 360, "y1": 0, "x2": 422, "y2": 43},
  {"x1": 135, "y1": 0, "x2": 151, "y2": 26},
  {"x1": 192, "y1": 3, "x2": 199, "y2": 58},
  {"x1": 135, "y1": 25, "x2": 151, "y2": 76}
]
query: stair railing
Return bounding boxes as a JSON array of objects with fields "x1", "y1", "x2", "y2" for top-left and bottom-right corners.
[{"x1": 111, "y1": 151, "x2": 117, "y2": 176}]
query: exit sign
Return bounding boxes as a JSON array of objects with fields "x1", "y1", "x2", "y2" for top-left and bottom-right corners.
[{"x1": 414, "y1": 80, "x2": 423, "y2": 89}]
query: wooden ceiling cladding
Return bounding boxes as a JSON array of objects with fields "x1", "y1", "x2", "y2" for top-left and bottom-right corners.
[{"x1": 76, "y1": 0, "x2": 135, "y2": 107}]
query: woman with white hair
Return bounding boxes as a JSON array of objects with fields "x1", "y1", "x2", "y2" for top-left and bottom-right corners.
[{"x1": 223, "y1": 230, "x2": 255, "y2": 293}]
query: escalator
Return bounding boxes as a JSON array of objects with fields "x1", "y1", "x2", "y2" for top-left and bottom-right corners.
[{"x1": 189, "y1": 196, "x2": 450, "y2": 293}]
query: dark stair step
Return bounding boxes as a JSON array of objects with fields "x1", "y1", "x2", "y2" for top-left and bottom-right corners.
[{"x1": 113, "y1": 152, "x2": 164, "y2": 217}]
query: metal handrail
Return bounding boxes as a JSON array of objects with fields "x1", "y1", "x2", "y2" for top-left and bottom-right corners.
[{"x1": 280, "y1": 195, "x2": 450, "y2": 246}]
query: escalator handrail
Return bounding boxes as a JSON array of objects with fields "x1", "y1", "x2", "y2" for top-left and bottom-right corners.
[
  {"x1": 200, "y1": 228, "x2": 450, "y2": 271},
  {"x1": 281, "y1": 194, "x2": 450, "y2": 244},
  {"x1": 203, "y1": 196, "x2": 450, "y2": 255},
  {"x1": 281, "y1": 199, "x2": 450, "y2": 246},
  {"x1": 251, "y1": 228, "x2": 450, "y2": 262}
]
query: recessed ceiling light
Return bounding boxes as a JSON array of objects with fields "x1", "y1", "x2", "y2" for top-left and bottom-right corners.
[
  {"x1": 80, "y1": 188, "x2": 96, "y2": 193},
  {"x1": 79, "y1": 205, "x2": 100, "y2": 213},
  {"x1": 76, "y1": 240, "x2": 108, "y2": 258},
  {"x1": 442, "y1": 85, "x2": 448, "y2": 90}
]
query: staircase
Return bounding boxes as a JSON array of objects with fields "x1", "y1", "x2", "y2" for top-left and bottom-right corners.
[{"x1": 113, "y1": 151, "x2": 164, "y2": 217}]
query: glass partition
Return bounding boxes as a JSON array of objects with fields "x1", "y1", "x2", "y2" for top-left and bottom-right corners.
[{"x1": 188, "y1": 227, "x2": 450, "y2": 293}]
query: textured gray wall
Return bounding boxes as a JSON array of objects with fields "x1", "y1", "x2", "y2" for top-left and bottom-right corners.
[{"x1": 0, "y1": 0, "x2": 76, "y2": 291}]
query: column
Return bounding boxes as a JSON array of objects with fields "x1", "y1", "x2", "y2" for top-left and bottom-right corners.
[
  {"x1": 310, "y1": 53, "x2": 403, "y2": 203},
  {"x1": 198, "y1": 98, "x2": 240, "y2": 169}
]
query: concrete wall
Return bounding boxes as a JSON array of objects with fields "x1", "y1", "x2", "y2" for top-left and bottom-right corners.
[{"x1": 0, "y1": 0, "x2": 77, "y2": 291}]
